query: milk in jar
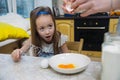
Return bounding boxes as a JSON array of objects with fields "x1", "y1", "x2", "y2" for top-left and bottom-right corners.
[{"x1": 101, "y1": 42, "x2": 120, "y2": 80}]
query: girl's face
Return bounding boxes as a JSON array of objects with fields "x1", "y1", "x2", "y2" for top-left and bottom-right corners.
[{"x1": 36, "y1": 15, "x2": 55, "y2": 43}]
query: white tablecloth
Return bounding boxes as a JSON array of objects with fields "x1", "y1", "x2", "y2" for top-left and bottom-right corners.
[{"x1": 0, "y1": 54, "x2": 102, "y2": 80}]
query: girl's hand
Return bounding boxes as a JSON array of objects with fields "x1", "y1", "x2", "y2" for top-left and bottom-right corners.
[{"x1": 11, "y1": 49, "x2": 22, "y2": 62}]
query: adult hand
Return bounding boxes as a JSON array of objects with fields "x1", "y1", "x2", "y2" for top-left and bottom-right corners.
[
  {"x1": 11, "y1": 49, "x2": 22, "y2": 62},
  {"x1": 71, "y1": 0, "x2": 112, "y2": 17},
  {"x1": 62, "y1": 0, "x2": 75, "y2": 14}
]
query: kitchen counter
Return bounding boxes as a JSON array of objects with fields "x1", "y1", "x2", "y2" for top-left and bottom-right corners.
[
  {"x1": 55, "y1": 15, "x2": 119, "y2": 19},
  {"x1": 0, "y1": 54, "x2": 102, "y2": 80}
]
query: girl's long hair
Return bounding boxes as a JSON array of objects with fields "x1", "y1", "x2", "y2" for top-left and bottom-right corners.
[{"x1": 30, "y1": 6, "x2": 61, "y2": 55}]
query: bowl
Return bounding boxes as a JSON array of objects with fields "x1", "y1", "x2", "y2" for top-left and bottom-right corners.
[{"x1": 49, "y1": 53, "x2": 91, "y2": 74}]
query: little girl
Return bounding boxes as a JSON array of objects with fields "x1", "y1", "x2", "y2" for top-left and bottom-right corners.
[{"x1": 11, "y1": 6, "x2": 69, "y2": 62}]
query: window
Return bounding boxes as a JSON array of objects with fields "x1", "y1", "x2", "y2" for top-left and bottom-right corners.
[
  {"x1": 0, "y1": 0, "x2": 8, "y2": 15},
  {"x1": 0, "y1": 0, "x2": 34, "y2": 18},
  {"x1": 0, "y1": 0, "x2": 52, "y2": 18},
  {"x1": 16, "y1": 0, "x2": 34, "y2": 18}
]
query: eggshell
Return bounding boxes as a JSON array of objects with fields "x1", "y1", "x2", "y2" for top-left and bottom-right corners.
[
  {"x1": 40, "y1": 59, "x2": 49, "y2": 69},
  {"x1": 66, "y1": 4, "x2": 73, "y2": 12}
]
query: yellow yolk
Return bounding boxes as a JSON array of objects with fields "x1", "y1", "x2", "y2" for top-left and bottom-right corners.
[{"x1": 58, "y1": 64, "x2": 75, "y2": 69}]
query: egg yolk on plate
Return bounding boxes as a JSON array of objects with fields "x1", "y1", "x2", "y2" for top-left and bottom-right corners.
[{"x1": 58, "y1": 64, "x2": 75, "y2": 69}]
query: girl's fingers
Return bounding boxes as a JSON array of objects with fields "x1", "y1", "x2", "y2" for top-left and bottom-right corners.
[
  {"x1": 11, "y1": 49, "x2": 21, "y2": 62},
  {"x1": 16, "y1": 50, "x2": 21, "y2": 58}
]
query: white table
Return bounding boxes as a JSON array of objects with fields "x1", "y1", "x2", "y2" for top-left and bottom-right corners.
[{"x1": 0, "y1": 54, "x2": 102, "y2": 80}]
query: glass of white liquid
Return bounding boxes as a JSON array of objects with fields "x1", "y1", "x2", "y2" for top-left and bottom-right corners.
[
  {"x1": 104, "y1": 32, "x2": 120, "y2": 42},
  {"x1": 101, "y1": 41, "x2": 120, "y2": 80}
]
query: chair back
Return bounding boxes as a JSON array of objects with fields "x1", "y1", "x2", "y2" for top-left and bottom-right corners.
[{"x1": 66, "y1": 38, "x2": 84, "y2": 53}]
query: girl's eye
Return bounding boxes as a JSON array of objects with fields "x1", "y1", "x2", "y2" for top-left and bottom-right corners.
[
  {"x1": 48, "y1": 24, "x2": 53, "y2": 29},
  {"x1": 39, "y1": 27, "x2": 44, "y2": 31}
]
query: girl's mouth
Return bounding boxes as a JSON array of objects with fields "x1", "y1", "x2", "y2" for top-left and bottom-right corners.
[
  {"x1": 45, "y1": 36, "x2": 52, "y2": 41},
  {"x1": 46, "y1": 36, "x2": 51, "y2": 39},
  {"x1": 44, "y1": 35, "x2": 53, "y2": 43}
]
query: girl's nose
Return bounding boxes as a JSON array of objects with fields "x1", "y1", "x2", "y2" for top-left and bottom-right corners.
[{"x1": 45, "y1": 29, "x2": 50, "y2": 34}]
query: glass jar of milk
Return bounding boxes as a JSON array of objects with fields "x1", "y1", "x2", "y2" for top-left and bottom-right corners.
[
  {"x1": 104, "y1": 32, "x2": 120, "y2": 42},
  {"x1": 101, "y1": 41, "x2": 120, "y2": 80}
]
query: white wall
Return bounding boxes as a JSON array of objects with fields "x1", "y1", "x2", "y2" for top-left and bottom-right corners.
[{"x1": 34, "y1": 0, "x2": 52, "y2": 10}]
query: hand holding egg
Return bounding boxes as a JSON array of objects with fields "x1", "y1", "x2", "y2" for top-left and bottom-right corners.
[
  {"x1": 63, "y1": 0, "x2": 86, "y2": 14},
  {"x1": 65, "y1": 1, "x2": 74, "y2": 12}
]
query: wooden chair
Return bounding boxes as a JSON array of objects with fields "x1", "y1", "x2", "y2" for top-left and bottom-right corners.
[{"x1": 66, "y1": 38, "x2": 84, "y2": 53}]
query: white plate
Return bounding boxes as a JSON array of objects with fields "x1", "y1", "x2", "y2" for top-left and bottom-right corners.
[{"x1": 49, "y1": 53, "x2": 91, "y2": 74}]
